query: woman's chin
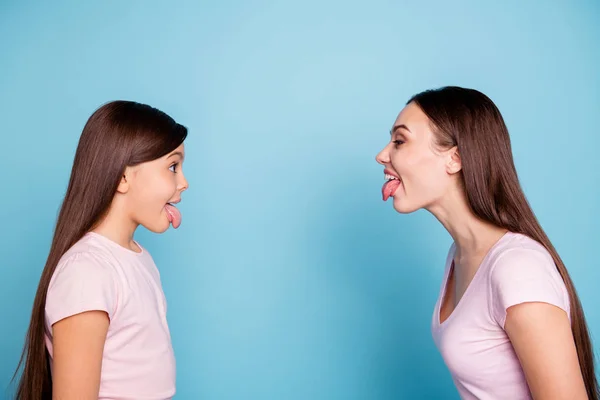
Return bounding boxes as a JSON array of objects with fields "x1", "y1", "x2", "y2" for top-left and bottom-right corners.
[{"x1": 392, "y1": 196, "x2": 419, "y2": 214}]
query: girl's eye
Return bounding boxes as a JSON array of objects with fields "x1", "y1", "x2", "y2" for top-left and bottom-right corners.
[{"x1": 169, "y1": 163, "x2": 178, "y2": 173}]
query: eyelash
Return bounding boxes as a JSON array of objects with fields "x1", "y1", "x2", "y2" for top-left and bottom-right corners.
[{"x1": 169, "y1": 163, "x2": 178, "y2": 173}]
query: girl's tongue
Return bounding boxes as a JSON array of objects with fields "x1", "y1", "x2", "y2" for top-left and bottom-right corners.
[
  {"x1": 382, "y1": 179, "x2": 401, "y2": 201},
  {"x1": 164, "y1": 204, "x2": 182, "y2": 228}
]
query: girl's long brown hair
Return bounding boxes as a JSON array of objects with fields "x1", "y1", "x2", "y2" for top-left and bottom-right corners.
[
  {"x1": 409, "y1": 86, "x2": 599, "y2": 399},
  {"x1": 12, "y1": 101, "x2": 187, "y2": 399}
]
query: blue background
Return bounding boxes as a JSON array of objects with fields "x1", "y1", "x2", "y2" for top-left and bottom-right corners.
[{"x1": 1, "y1": 1, "x2": 599, "y2": 398}]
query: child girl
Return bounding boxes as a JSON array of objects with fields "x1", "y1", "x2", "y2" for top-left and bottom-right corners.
[{"x1": 14, "y1": 101, "x2": 189, "y2": 399}]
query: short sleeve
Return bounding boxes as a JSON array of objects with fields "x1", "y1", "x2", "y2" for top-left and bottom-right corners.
[
  {"x1": 490, "y1": 247, "x2": 569, "y2": 328},
  {"x1": 46, "y1": 252, "x2": 118, "y2": 327}
]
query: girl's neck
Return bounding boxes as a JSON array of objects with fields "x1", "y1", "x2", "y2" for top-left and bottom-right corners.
[{"x1": 91, "y1": 205, "x2": 139, "y2": 252}]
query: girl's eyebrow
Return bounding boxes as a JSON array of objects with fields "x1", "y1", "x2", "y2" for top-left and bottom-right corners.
[{"x1": 168, "y1": 151, "x2": 184, "y2": 159}]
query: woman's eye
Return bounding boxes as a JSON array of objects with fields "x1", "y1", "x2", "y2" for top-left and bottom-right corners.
[{"x1": 393, "y1": 140, "x2": 404, "y2": 146}]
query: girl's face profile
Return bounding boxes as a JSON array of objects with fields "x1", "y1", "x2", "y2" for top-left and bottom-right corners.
[{"x1": 121, "y1": 143, "x2": 189, "y2": 232}]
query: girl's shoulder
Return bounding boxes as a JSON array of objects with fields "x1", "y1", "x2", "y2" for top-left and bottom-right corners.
[
  {"x1": 59, "y1": 233, "x2": 116, "y2": 267},
  {"x1": 60, "y1": 232, "x2": 149, "y2": 267}
]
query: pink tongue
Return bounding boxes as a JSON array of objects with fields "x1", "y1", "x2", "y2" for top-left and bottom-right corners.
[
  {"x1": 165, "y1": 204, "x2": 182, "y2": 228},
  {"x1": 382, "y1": 180, "x2": 401, "y2": 201}
]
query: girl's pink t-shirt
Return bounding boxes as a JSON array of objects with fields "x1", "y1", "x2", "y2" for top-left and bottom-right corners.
[
  {"x1": 45, "y1": 232, "x2": 176, "y2": 400},
  {"x1": 432, "y1": 232, "x2": 570, "y2": 399}
]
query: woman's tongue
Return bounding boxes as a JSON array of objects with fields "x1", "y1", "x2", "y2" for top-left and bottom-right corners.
[
  {"x1": 164, "y1": 204, "x2": 182, "y2": 228},
  {"x1": 382, "y1": 179, "x2": 401, "y2": 201}
]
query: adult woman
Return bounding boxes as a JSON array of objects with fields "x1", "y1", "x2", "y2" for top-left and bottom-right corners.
[{"x1": 376, "y1": 86, "x2": 598, "y2": 399}]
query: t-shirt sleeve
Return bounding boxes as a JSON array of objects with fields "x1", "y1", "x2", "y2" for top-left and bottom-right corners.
[
  {"x1": 46, "y1": 252, "x2": 118, "y2": 327},
  {"x1": 490, "y1": 247, "x2": 569, "y2": 328}
]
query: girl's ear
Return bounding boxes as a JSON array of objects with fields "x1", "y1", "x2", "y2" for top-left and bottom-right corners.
[{"x1": 117, "y1": 167, "x2": 132, "y2": 194}]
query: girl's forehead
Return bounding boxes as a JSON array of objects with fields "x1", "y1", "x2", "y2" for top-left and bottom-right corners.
[{"x1": 166, "y1": 144, "x2": 185, "y2": 159}]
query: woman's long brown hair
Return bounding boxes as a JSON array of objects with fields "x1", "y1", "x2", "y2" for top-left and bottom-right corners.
[
  {"x1": 409, "y1": 86, "x2": 599, "y2": 399},
  {"x1": 12, "y1": 101, "x2": 187, "y2": 399}
]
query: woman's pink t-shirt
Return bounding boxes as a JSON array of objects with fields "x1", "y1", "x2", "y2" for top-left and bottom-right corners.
[
  {"x1": 45, "y1": 232, "x2": 176, "y2": 400},
  {"x1": 431, "y1": 232, "x2": 570, "y2": 399}
]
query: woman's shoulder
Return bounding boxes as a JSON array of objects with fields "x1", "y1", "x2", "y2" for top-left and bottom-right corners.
[
  {"x1": 486, "y1": 231, "x2": 566, "y2": 300},
  {"x1": 485, "y1": 232, "x2": 570, "y2": 325},
  {"x1": 489, "y1": 232, "x2": 554, "y2": 268}
]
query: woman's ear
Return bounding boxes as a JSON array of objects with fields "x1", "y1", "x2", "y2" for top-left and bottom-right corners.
[{"x1": 446, "y1": 146, "x2": 462, "y2": 175}]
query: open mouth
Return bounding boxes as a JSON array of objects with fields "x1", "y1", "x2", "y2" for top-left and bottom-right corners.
[{"x1": 382, "y1": 171, "x2": 401, "y2": 201}]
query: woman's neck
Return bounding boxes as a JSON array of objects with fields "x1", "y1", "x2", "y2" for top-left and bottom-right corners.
[{"x1": 427, "y1": 185, "x2": 507, "y2": 265}]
